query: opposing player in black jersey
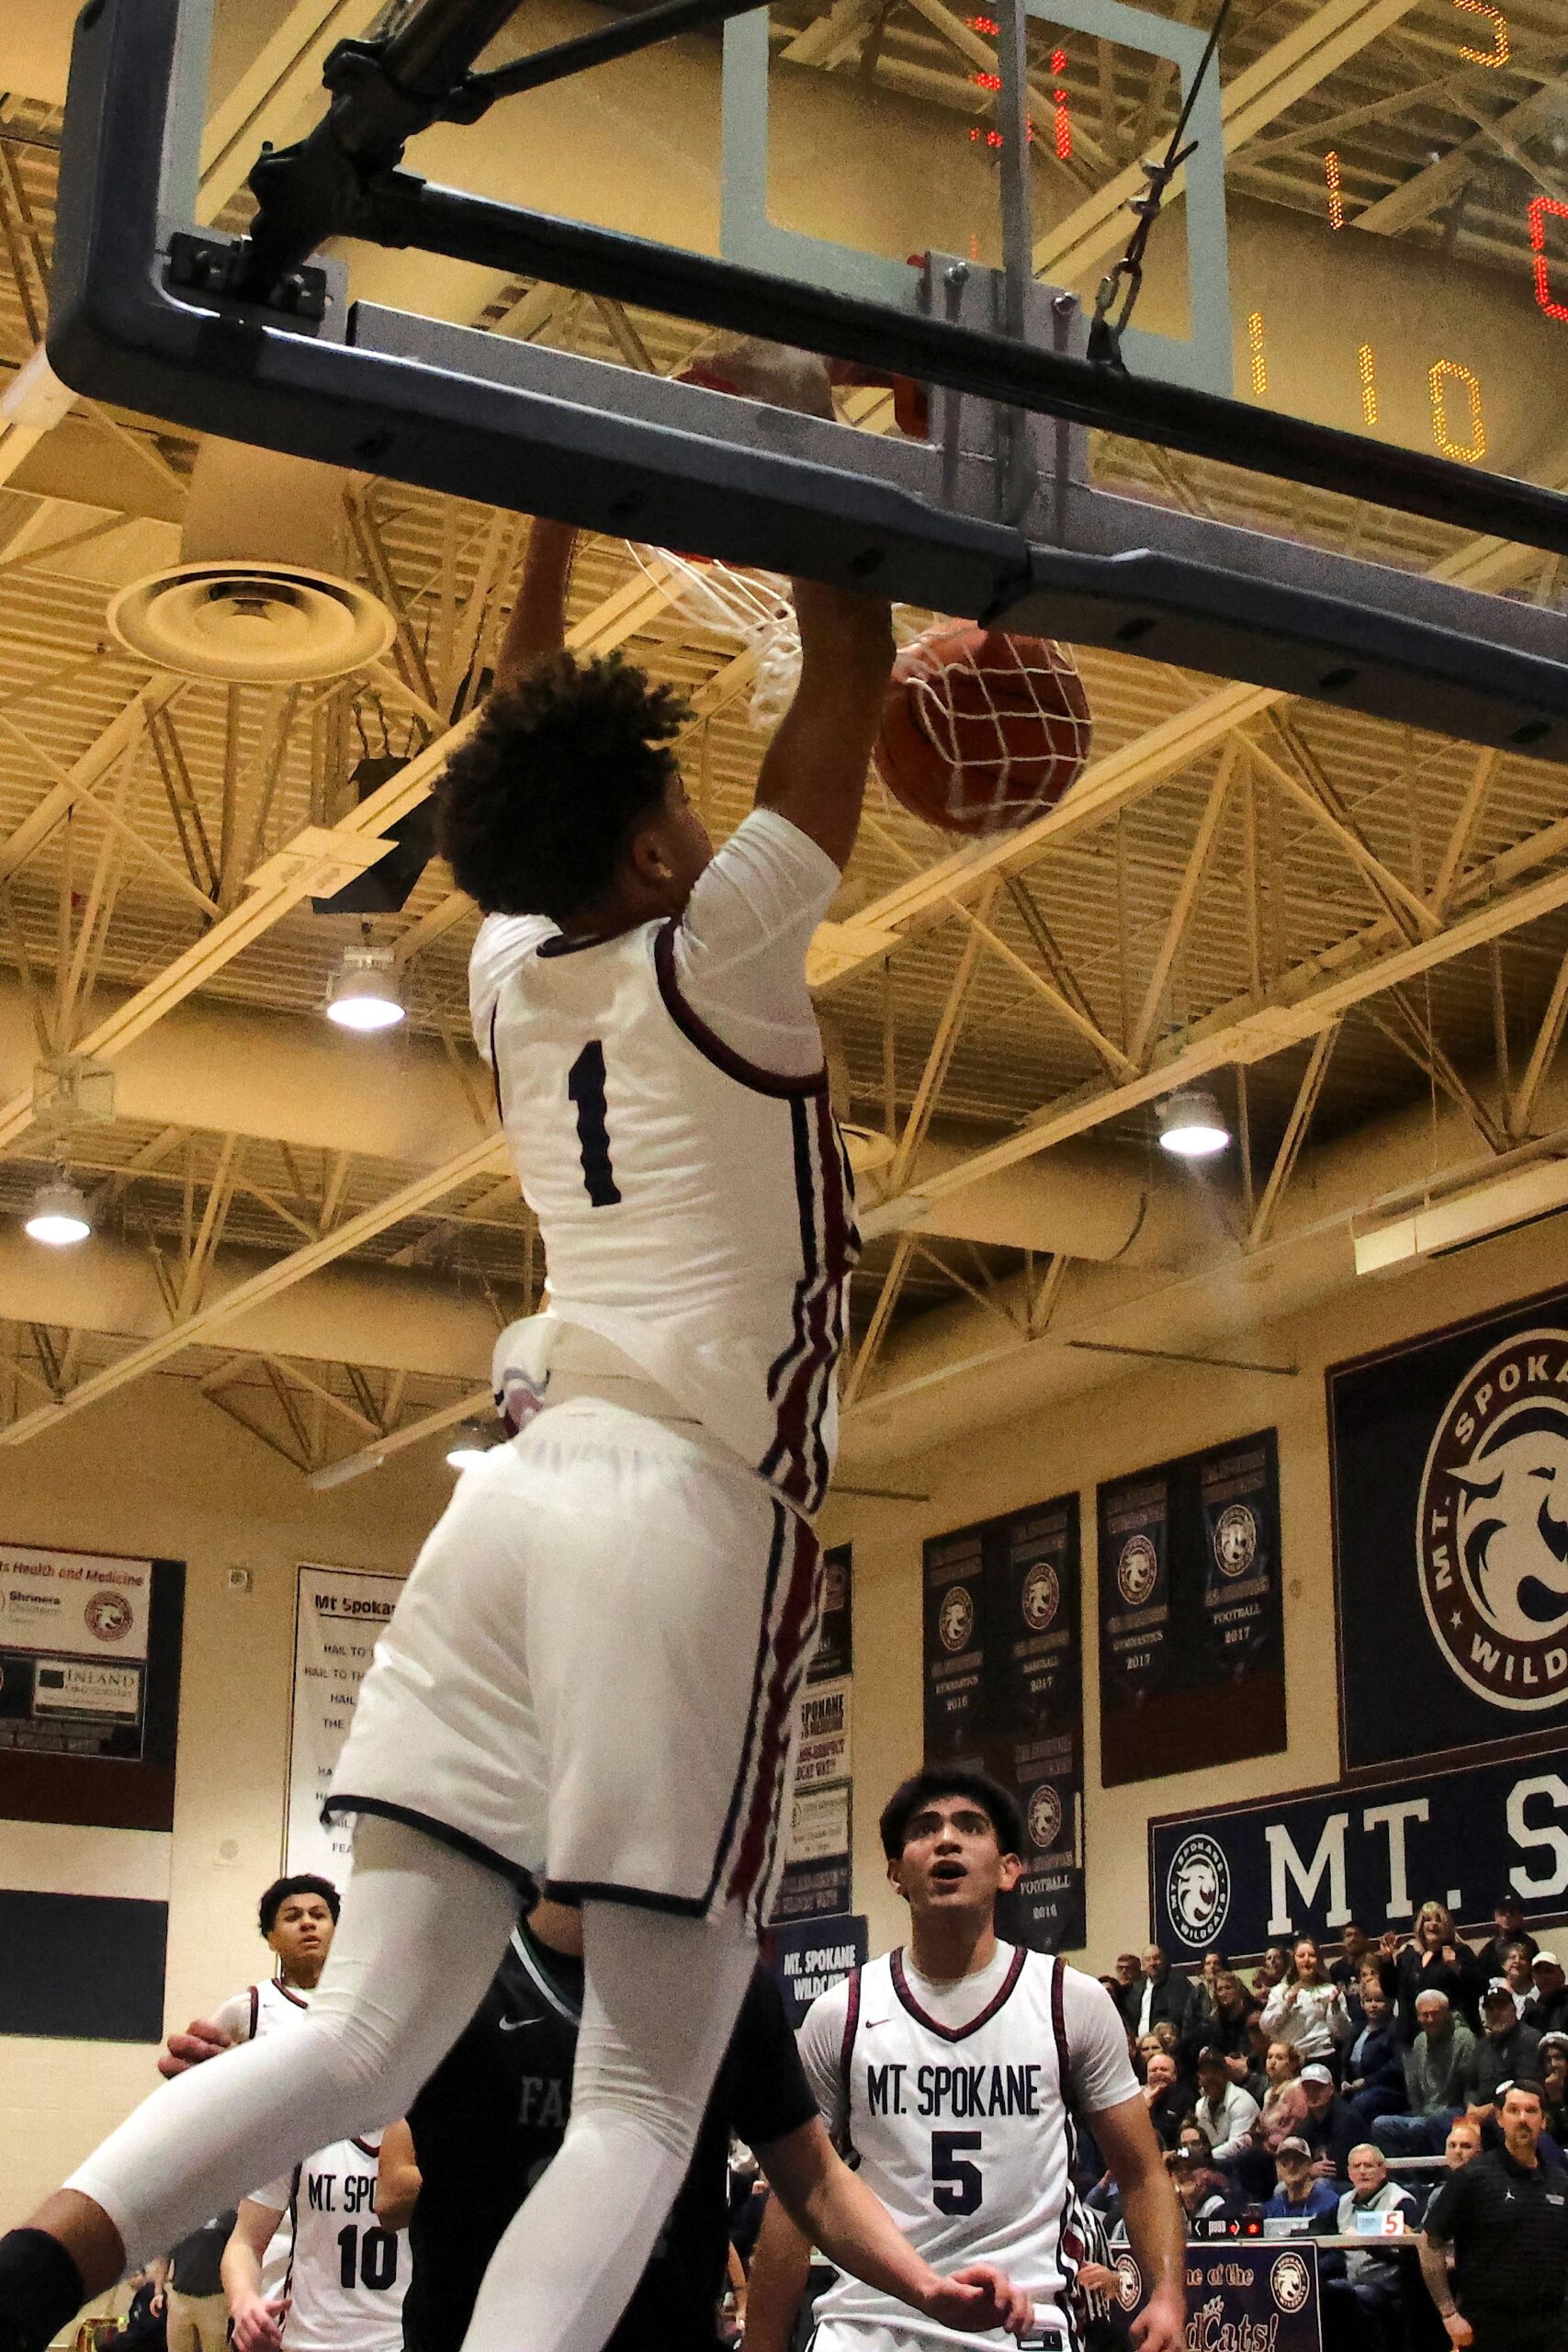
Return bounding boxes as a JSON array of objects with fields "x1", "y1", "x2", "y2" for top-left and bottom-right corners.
[{"x1": 384, "y1": 1895, "x2": 1034, "y2": 2352}]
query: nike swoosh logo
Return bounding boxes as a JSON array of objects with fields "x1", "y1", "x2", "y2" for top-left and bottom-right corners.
[{"x1": 498, "y1": 2018, "x2": 541, "y2": 2032}]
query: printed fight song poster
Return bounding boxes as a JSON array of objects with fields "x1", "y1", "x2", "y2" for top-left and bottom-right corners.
[
  {"x1": 286, "y1": 1566, "x2": 402, "y2": 1880},
  {"x1": 994, "y1": 1497, "x2": 1085, "y2": 1951},
  {"x1": 1331, "y1": 1284, "x2": 1568, "y2": 1772},
  {"x1": 922, "y1": 1498, "x2": 1086, "y2": 1951},
  {"x1": 0, "y1": 1544, "x2": 185, "y2": 2041},
  {"x1": 1099, "y1": 1431, "x2": 1284, "y2": 1787},
  {"x1": 922, "y1": 1522, "x2": 989, "y2": 1764}
]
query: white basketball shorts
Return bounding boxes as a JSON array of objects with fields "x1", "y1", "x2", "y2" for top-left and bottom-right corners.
[{"x1": 325, "y1": 1396, "x2": 822, "y2": 1923}]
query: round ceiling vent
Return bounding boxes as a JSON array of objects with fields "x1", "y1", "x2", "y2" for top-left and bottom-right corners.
[{"x1": 107, "y1": 562, "x2": 395, "y2": 684}]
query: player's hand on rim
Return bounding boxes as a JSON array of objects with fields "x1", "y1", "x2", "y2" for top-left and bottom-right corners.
[
  {"x1": 921, "y1": 2263, "x2": 1035, "y2": 2337},
  {"x1": 1131, "y1": 2284, "x2": 1187, "y2": 2352},
  {"x1": 230, "y1": 2293, "x2": 288, "y2": 2352}
]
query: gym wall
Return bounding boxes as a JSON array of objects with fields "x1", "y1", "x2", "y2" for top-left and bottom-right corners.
[{"x1": 824, "y1": 1214, "x2": 1567, "y2": 1964}]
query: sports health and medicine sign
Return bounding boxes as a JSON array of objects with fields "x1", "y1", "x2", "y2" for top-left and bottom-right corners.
[
  {"x1": 1151, "y1": 1749, "x2": 1568, "y2": 1957},
  {"x1": 1331, "y1": 1284, "x2": 1568, "y2": 1770}
]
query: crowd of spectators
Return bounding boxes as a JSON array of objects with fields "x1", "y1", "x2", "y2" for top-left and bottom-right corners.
[{"x1": 1078, "y1": 1902, "x2": 1568, "y2": 2347}]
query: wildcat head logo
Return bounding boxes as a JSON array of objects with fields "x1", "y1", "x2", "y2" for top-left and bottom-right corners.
[
  {"x1": 1213, "y1": 1504, "x2": 1258, "y2": 1578},
  {"x1": 1418, "y1": 1329, "x2": 1568, "y2": 1711},
  {"x1": 85, "y1": 1592, "x2": 133, "y2": 1643},
  {"x1": 1113, "y1": 2256, "x2": 1142, "y2": 2312},
  {"x1": 939, "y1": 1585, "x2": 975, "y2": 1654},
  {"x1": 1117, "y1": 1535, "x2": 1158, "y2": 1609},
  {"x1": 1166, "y1": 1833, "x2": 1230, "y2": 1948},
  {"x1": 1270, "y1": 2253, "x2": 1311, "y2": 2313},
  {"x1": 1022, "y1": 1559, "x2": 1060, "y2": 1633},
  {"x1": 1028, "y1": 1782, "x2": 1063, "y2": 1853}
]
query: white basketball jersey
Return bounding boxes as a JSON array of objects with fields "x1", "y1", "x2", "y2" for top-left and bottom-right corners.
[
  {"x1": 482, "y1": 911, "x2": 857, "y2": 1515},
  {"x1": 240, "y1": 1983, "x2": 311, "y2": 2299},
  {"x1": 817, "y1": 1948, "x2": 1095, "y2": 2347},
  {"x1": 280, "y1": 2138, "x2": 407, "y2": 2352}
]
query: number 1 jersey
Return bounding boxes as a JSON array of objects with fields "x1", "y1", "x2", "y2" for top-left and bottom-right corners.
[
  {"x1": 797, "y1": 1944, "x2": 1139, "y2": 2346},
  {"x1": 471, "y1": 809, "x2": 859, "y2": 1517}
]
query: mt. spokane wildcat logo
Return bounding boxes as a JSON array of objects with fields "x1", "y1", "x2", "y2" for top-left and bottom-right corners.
[{"x1": 1418, "y1": 1327, "x2": 1568, "y2": 1711}]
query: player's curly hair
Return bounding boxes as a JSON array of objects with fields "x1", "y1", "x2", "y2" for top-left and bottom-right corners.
[
  {"x1": 879, "y1": 1768, "x2": 1025, "y2": 1862},
  {"x1": 258, "y1": 1872, "x2": 341, "y2": 1935},
  {"x1": 438, "y1": 653, "x2": 694, "y2": 924}
]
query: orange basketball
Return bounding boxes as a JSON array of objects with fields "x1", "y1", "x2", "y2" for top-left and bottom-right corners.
[{"x1": 874, "y1": 624, "x2": 1092, "y2": 837}]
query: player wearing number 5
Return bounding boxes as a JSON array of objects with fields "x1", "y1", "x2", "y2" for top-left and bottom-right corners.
[
  {"x1": 744, "y1": 1771, "x2": 1186, "y2": 2352},
  {"x1": 222, "y1": 2134, "x2": 413, "y2": 2352}
]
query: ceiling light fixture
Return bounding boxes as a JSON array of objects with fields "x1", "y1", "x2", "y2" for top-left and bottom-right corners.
[
  {"x1": 1157, "y1": 1088, "x2": 1231, "y2": 1159},
  {"x1": 24, "y1": 1171, "x2": 93, "y2": 1247},
  {"x1": 446, "y1": 1421, "x2": 497, "y2": 1473},
  {"x1": 327, "y1": 942, "x2": 405, "y2": 1033}
]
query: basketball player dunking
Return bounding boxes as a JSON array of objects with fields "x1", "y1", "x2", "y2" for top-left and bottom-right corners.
[
  {"x1": 0, "y1": 353, "x2": 1033, "y2": 2352},
  {"x1": 744, "y1": 1770, "x2": 1186, "y2": 2352}
]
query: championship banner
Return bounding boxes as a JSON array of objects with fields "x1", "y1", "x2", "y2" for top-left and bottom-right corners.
[
  {"x1": 922, "y1": 1522, "x2": 988, "y2": 1764},
  {"x1": 1331, "y1": 1284, "x2": 1568, "y2": 1772},
  {"x1": 1097, "y1": 1474, "x2": 1172, "y2": 1711},
  {"x1": 1107, "y1": 2242, "x2": 1322, "y2": 2348},
  {"x1": 811, "y1": 1544, "x2": 852, "y2": 1683},
  {"x1": 286, "y1": 1566, "x2": 402, "y2": 1880},
  {"x1": 1200, "y1": 1435, "x2": 1279, "y2": 1671},
  {"x1": 994, "y1": 1497, "x2": 1085, "y2": 1951},
  {"x1": 1150, "y1": 1745, "x2": 1568, "y2": 1960},
  {"x1": 1100, "y1": 1432, "x2": 1285, "y2": 1787},
  {"x1": 0, "y1": 1544, "x2": 185, "y2": 2041}
]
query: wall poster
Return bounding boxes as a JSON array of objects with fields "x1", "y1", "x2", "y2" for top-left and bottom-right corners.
[
  {"x1": 1098, "y1": 1430, "x2": 1285, "y2": 1787},
  {"x1": 772, "y1": 1545, "x2": 854, "y2": 1927},
  {"x1": 0, "y1": 1542, "x2": 185, "y2": 2042},
  {"x1": 286, "y1": 1565, "x2": 401, "y2": 1881},
  {"x1": 1331, "y1": 1284, "x2": 1568, "y2": 1773},
  {"x1": 921, "y1": 1497, "x2": 1085, "y2": 1951}
]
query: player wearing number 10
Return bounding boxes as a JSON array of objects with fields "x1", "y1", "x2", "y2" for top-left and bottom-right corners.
[{"x1": 222, "y1": 2135, "x2": 410, "y2": 2352}]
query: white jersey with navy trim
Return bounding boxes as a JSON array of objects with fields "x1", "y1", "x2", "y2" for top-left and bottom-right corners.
[
  {"x1": 252, "y1": 2137, "x2": 407, "y2": 2352},
  {"x1": 797, "y1": 1945, "x2": 1138, "y2": 2348},
  {"x1": 471, "y1": 809, "x2": 858, "y2": 1517}
]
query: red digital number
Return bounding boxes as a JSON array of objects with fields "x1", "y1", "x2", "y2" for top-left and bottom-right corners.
[{"x1": 1529, "y1": 197, "x2": 1568, "y2": 324}]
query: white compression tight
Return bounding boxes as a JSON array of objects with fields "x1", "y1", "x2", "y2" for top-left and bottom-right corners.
[{"x1": 66, "y1": 1817, "x2": 757, "y2": 2352}]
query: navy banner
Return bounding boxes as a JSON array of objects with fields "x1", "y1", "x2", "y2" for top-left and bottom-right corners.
[
  {"x1": 923, "y1": 1522, "x2": 989, "y2": 1764},
  {"x1": 923, "y1": 1497, "x2": 1086, "y2": 1950},
  {"x1": 1099, "y1": 1431, "x2": 1285, "y2": 1787},
  {"x1": 1150, "y1": 1747, "x2": 1568, "y2": 1959},
  {"x1": 766, "y1": 1913, "x2": 868, "y2": 2029},
  {"x1": 1108, "y1": 2242, "x2": 1322, "y2": 2348},
  {"x1": 1330, "y1": 1284, "x2": 1568, "y2": 1772},
  {"x1": 812, "y1": 1544, "x2": 852, "y2": 1683}
]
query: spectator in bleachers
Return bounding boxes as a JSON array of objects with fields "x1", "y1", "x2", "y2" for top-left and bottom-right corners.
[
  {"x1": 1475, "y1": 1894, "x2": 1539, "y2": 1984},
  {"x1": 1540, "y1": 2034, "x2": 1568, "y2": 2138},
  {"x1": 1342, "y1": 1973, "x2": 1405, "y2": 2127},
  {"x1": 1332, "y1": 2144, "x2": 1416, "y2": 2352},
  {"x1": 1462, "y1": 1979, "x2": 1543, "y2": 2126},
  {"x1": 1389, "y1": 1902, "x2": 1484, "y2": 2038},
  {"x1": 1261, "y1": 2137, "x2": 1337, "y2": 2223},
  {"x1": 1131, "y1": 1946, "x2": 1190, "y2": 2039},
  {"x1": 1259, "y1": 2039, "x2": 1308, "y2": 2147},
  {"x1": 1298, "y1": 2063, "x2": 1359, "y2": 2180},
  {"x1": 1139, "y1": 2049, "x2": 1186, "y2": 2151},
  {"x1": 1193, "y1": 2047, "x2": 1260, "y2": 2165},
  {"x1": 1183, "y1": 1950, "x2": 1228, "y2": 2043},
  {"x1": 1109, "y1": 1951, "x2": 1145, "y2": 2030},
  {"x1": 1260, "y1": 1938, "x2": 1350, "y2": 2067},
  {"x1": 1528, "y1": 1951, "x2": 1568, "y2": 2035},
  {"x1": 1374, "y1": 1991, "x2": 1475, "y2": 2154},
  {"x1": 1184, "y1": 1971, "x2": 1254, "y2": 2075},
  {"x1": 1498, "y1": 1940, "x2": 1537, "y2": 2017},
  {"x1": 1330, "y1": 1923, "x2": 1372, "y2": 1993},
  {"x1": 1169, "y1": 2145, "x2": 1243, "y2": 2229},
  {"x1": 1254, "y1": 1944, "x2": 1293, "y2": 1997}
]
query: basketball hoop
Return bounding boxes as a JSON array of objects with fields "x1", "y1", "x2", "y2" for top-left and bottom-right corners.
[{"x1": 631, "y1": 542, "x2": 803, "y2": 728}]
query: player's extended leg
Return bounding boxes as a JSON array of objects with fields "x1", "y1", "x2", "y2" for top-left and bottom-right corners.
[
  {"x1": 0, "y1": 1820, "x2": 515, "y2": 2350},
  {"x1": 462, "y1": 1894, "x2": 758, "y2": 2352}
]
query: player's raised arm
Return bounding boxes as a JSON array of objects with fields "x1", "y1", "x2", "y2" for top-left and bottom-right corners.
[
  {"x1": 753, "y1": 580, "x2": 894, "y2": 872},
  {"x1": 492, "y1": 518, "x2": 578, "y2": 698},
  {"x1": 1085, "y1": 2095, "x2": 1186, "y2": 2352}
]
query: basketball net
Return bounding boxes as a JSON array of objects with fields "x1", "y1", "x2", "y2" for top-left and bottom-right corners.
[
  {"x1": 631, "y1": 545, "x2": 803, "y2": 729},
  {"x1": 898, "y1": 625, "x2": 1093, "y2": 830}
]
